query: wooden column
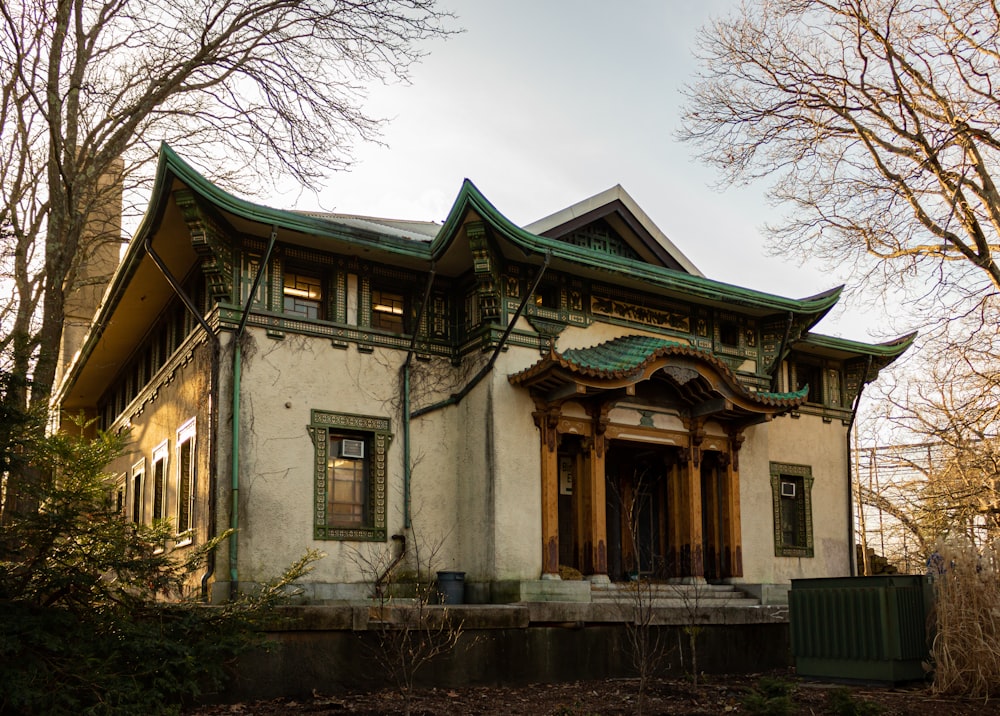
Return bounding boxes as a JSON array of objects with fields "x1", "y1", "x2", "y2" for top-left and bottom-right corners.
[
  {"x1": 722, "y1": 431, "x2": 745, "y2": 578},
  {"x1": 580, "y1": 404, "x2": 609, "y2": 577},
  {"x1": 534, "y1": 406, "x2": 561, "y2": 577},
  {"x1": 681, "y1": 421, "x2": 705, "y2": 581},
  {"x1": 667, "y1": 461, "x2": 682, "y2": 578}
]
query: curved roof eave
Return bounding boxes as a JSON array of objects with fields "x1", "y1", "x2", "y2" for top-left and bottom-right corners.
[
  {"x1": 431, "y1": 179, "x2": 845, "y2": 317},
  {"x1": 153, "y1": 145, "x2": 433, "y2": 259},
  {"x1": 799, "y1": 331, "x2": 917, "y2": 359}
]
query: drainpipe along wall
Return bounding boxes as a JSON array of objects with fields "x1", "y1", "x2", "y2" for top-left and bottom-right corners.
[
  {"x1": 405, "y1": 252, "x2": 551, "y2": 528},
  {"x1": 846, "y1": 354, "x2": 874, "y2": 576},
  {"x1": 401, "y1": 266, "x2": 436, "y2": 530},
  {"x1": 229, "y1": 226, "x2": 278, "y2": 595}
]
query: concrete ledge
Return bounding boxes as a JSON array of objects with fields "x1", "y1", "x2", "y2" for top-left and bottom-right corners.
[
  {"x1": 492, "y1": 579, "x2": 592, "y2": 603},
  {"x1": 264, "y1": 604, "x2": 530, "y2": 631}
]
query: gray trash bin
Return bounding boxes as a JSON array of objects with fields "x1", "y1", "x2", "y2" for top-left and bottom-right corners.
[{"x1": 436, "y1": 570, "x2": 465, "y2": 604}]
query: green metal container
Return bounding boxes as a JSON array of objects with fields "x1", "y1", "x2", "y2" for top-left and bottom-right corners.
[{"x1": 789, "y1": 575, "x2": 931, "y2": 683}]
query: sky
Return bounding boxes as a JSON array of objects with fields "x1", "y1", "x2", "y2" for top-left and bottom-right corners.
[{"x1": 284, "y1": 0, "x2": 894, "y2": 342}]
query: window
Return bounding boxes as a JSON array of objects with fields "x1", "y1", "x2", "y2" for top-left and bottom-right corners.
[
  {"x1": 770, "y1": 462, "x2": 814, "y2": 557},
  {"x1": 114, "y1": 474, "x2": 126, "y2": 516},
  {"x1": 176, "y1": 420, "x2": 196, "y2": 541},
  {"x1": 719, "y1": 320, "x2": 739, "y2": 347},
  {"x1": 309, "y1": 410, "x2": 392, "y2": 541},
  {"x1": 793, "y1": 362, "x2": 823, "y2": 404},
  {"x1": 371, "y1": 287, "x2": 406, "y2": 333},
  {"x1": 131, "y1": 459, "x2": 145, "y2": 524},
  {"x1": 151, "y1": 441, "x2": 168, "y2": 523},
  {"x1": 283, "y1": 270, "x2": 323, "y2": 319},
  {"x1": 533, "y1": 284, "x2": 560, "y2": 310}
]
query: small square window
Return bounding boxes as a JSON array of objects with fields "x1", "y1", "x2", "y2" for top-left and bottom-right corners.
[
  {"x1": 284, "y1": 271, "x2": 323, "y2": 320},
  {"x1": 371, "y1": 288, "x2": 407, "y2": 333},
  {"x1": 794, "y1": 362, "x2": 823, "y2": 404},
  {"x1": 719, "y1": 320, "x2": 739, "y2": 346}
]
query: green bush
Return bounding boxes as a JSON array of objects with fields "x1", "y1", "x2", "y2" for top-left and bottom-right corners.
[
  {"x1": 742, "y1": 677, "x2": 796, "y2": 716},
  {"x1": 0, "y1": 421, "x2": 315, "y2": 715}
]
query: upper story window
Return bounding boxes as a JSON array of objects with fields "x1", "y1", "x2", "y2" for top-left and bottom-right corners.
[
  {"x1": 793, "y1": 362, "x2": 823, "y2": 404},
  {"x1": 283, "y1": 271, "x2": 323, "y2": 320},
  {"x1": 533, "y1": 284, "x2": 560, "y2": 310},
  {"x1": 719, "y1": 320, "x2": 739, "y2": 347},
  {"x1": 371, "y1": 287, "x2": 406, "y2": 333}
]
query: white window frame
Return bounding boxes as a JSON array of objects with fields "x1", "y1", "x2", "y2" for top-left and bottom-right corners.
[
  {"x1": 151, "y1": 440, "x2": 169, "y2": 524},
  {"x1": 130, "y1": 458, "x2": 145, "y2": 525},
  {"x1": 175, "y1": 418, "x2": 196, "y2": 545}
]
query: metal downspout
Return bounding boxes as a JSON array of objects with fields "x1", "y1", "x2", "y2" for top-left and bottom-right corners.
[
  {"x1": 410, "y1": 252, "x2": 551, "y2": 421},
  {"x1": 230, "y1": 227, "x2": 278, "y2": 594},
  {"x1": 142, "y1": 235, "x2": 220, "y2": 601},
  {"x1": 402, "y1": 266, "x2": 436, "y2": 530},
  {"x1": 847, "y1": 354, "x2": 874, "y2": 576}
]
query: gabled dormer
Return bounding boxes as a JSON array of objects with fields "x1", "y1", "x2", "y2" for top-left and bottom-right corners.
[{"x1": 524, "y1": 185, "x2": 702, "y2": 275}]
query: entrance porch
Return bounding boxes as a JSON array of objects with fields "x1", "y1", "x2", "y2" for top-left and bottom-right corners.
[{"x1": 508, "y1": 336, "x2": 808, "y2": 584}]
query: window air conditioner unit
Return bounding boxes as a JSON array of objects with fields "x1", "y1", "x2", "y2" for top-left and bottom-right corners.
[
  {"x1": 340, "y1": 439, "x2": 365, "y2": 459},
  {"x1": 780, "y1": 481, "x2": 796, "y2": 498}
]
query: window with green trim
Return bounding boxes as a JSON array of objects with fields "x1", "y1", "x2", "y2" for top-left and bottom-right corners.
[
  {"x1": 371, "y1": 287, "x2": 407, "y2": 333},
  {"x1": 309, "y1": 410, "x2": 391, "y2": 541},
  {"x1": 283, "y1": 269, "x2": 323, "y2": 320},
  {"x1": 770, "y1": 462, "x2": 814, "y2": 557}
]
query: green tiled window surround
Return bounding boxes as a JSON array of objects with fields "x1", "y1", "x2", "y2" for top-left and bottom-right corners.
[
  {"x1": 309, "y1": 410, "x2": 391, "y2": 541},
  {"x1": 770, "y1": 462, "x2": 814, "y2": 558}
]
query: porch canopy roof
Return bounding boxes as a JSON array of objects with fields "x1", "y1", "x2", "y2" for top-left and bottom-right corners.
[{"x1": 509, "y1": 335, "x2": 808, "y2": 422}]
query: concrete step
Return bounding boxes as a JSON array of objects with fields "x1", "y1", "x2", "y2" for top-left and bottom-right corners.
[{"x1": 589, "y1": 582, "x2": 760, "y2": 606}]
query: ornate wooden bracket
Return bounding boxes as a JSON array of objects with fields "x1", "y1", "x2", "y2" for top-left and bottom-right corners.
[
  {"x1": 682, "y1": 417, "x2": 705, "y2": 467},
  {"x1": 467, "y1": 221, "x2": 501, "y2": 321},
  {"x1": 532, "y1": 403, "x2": 562, "y2": 452},
  {"x1": 726, "y1": 427, "x2": 746, "y2": 472},
  {"x1": 174, "y1": 189, "x2": 233, "y2": 304}
]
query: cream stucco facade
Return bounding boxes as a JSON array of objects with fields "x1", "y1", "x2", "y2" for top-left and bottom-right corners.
[{"x1": 54, "y1": 147, "x2": 913, "y2": 603}]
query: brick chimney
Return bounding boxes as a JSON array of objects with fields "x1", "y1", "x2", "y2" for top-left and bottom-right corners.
[{"x1": 55, "y1": 157, "x2": 126, "y2": 388}]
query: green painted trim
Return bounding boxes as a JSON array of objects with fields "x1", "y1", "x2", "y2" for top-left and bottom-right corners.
[
  {"x1": 770, "y1": 462, "x2": 815, "y2": 558},
  {"x1": 799, "y1": 331, "x2": 917, "y2": 358},
  {"x1": 308, "y1": 410, "x2": 392, "y2": 542},
  {"x1": 433, "y1": 178, "x2": 846, "y2": 315}
]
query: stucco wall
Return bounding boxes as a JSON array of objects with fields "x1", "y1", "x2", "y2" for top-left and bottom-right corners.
[
  {"x1": 225, "y1": 318, "x2": 855, "y2": 598},
  {"x1": 104, "y1": 336, "x2": 214, "y2": 595},
  {"x1": 739, "y1": 414, "x2": 852, "y2": 585},
  {"x1": 229, "y1": 328, "x2": 549, "y2": 598}
]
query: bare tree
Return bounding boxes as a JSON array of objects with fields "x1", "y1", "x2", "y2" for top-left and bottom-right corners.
[
  {"x1": 681, "y1": 0, "x2": 1000, "y2": 322},
  {"x1": 855, "y1": 338, "x2": 1000, "y2": 563},
  {"x1": 0, "y1": 0, "x2": 452, "y2": 522}
]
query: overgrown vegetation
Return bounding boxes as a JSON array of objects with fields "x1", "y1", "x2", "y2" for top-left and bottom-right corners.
[
  {"x1": 0, "y1": 419, "x2": 317, "y2": 715},
  {"x1": 351, "y1": 528, "x2": 465, "y2": 716},
  {"x1": 741, "y1": 676, "x2": 795, "y2": 716},
  {"x1": 929, "y1": 538, "x2": 1000, "y2": 698}
]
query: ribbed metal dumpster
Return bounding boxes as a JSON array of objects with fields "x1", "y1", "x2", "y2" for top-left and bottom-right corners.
[{"x1": 789, "y1": 575, "x2": 931, "y2": 683}]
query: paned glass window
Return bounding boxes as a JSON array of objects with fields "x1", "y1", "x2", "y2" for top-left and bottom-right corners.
[
  {"x1": 151, "y1": 442, "x2": 168, "y2": 522},
  {"x1": 310, "y1": 410, "x2": 391, "y2": 541},
  {"x1": 284, "y1": 271, "x2": 323, "y2": 319},
  {"x1": 176, "y1": 420, "x2": 196, "y2": 540},
  {"x1": 131, "y1": 459, "x2": 145, "y2": 524},
  {"x1": 371, "y1": 288, "x2": 406, "y2": 332},
  {"x1": 770, "y1": 462, "x2": 814, "y2": 558}
]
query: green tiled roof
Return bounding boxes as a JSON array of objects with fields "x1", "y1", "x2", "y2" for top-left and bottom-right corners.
[{"x1": 513, "y1": 335, "x2": 808, "y2": 406}]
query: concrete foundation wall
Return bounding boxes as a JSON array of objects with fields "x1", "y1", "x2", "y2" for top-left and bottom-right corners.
[{"x1": 222, "y1": 606, "x2": 791, "y2": 702}]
